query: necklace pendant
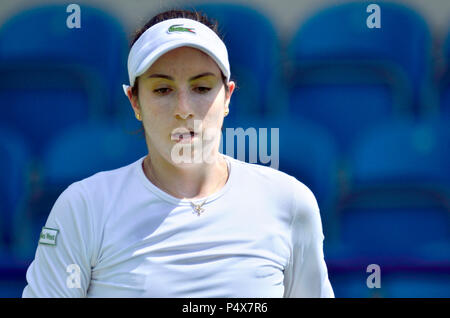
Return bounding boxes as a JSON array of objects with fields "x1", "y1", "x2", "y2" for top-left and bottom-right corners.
[
  {"x1": 195, "y1": 207, "x2": 204, "y2": 216},
  {"x1": 191, "y1": 201, "x2": 206, "y2": 216}
]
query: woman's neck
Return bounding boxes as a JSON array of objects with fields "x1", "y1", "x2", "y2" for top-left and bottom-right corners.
[{"x1": 142, "y1": 152, "x2": 229, "y2": 199}]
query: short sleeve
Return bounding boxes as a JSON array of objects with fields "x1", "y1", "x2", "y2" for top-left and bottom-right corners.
[
  {"x1": 283, "y1": 177, "x2": 334, "y2": 298},
  {"x1": 22, "y1": 182, "x2": 95, "y2": 297}
]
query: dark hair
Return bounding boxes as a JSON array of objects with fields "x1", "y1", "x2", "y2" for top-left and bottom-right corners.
[{"x1": 130, "y1": 9, "x2": 229, "y2": 97}]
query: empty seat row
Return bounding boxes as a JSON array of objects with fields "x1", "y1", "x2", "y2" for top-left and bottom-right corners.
[{"x1": 0, "y1": 2, "x2": 450, "y2": 157}]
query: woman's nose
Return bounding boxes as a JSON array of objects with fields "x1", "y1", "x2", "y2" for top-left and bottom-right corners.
[{"x1": 174, "y1": 89, "x2": 194, "y2": 120}]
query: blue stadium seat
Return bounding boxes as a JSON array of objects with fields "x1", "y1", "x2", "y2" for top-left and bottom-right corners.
[
  {"x1": 43, "y1": 120, "x2": 147, "y2": 184},
  {"x1": 330, "y1": 268, "x2": 450, "y2": 298},
  {"x1": 0, "y1": 126, "x2": 29, "y2": 250},
  {"x1": 333, "y1": 118, "x2": 450, "y2": 264},
  {"x1": 185, "y1": 3, "x2": 286, "y2": 120},
  {"x1": 17, "y1": 120, "x2": 147, "y2": 258},
  {"x1": 287, "y1": 2, "x2": 432, "y2": 152},
  {"x1": 439, "y1": 80, "x2": 450, "y2": 119},
  {"x1": 438, "y1": 29, "x2": 450, "y2": 120},
  {"x1": 0, "y1": 4, "x2": 128, "y2": 117},
  {"x1": 0, "y1": 127, "x2": 31, "y2": 297},
  {"x1": 382, "y1": 272, "x2": 450, "y2": 298},
  {"x1": 329, "y1": 270, "x2": 384, "y2": 298},
  {"x1": 0, "y1": 276, "x2": 26, "y2": 298},
  {"x1": 351, "y1": 118, "x2": 449, "y2": 185},
  {"x1": 0, "y1": 61, "x2": 99, "y2": 155},
  {"x1": 222, "y1": 114, "x2": 339, "y2": 237}
]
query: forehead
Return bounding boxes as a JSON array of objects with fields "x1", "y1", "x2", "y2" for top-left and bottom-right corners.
[{"x1": 144, "y1": 46, "x2": 221, "y2": 76}]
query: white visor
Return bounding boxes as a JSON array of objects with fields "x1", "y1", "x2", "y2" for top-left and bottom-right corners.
[{"x1": 123, "y1": 18, "x2": 230, "y2": 96}]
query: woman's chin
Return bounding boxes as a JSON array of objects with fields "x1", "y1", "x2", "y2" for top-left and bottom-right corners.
[{"x1": 168, "y1": 149, "x2": 219, "y2": 166}]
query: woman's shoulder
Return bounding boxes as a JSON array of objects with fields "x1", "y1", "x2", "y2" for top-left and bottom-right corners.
[
  {"x1": 228, "y1": 156, "x2": 318, "y2": 212},
  {"x1": 286, "y1": 175, "x2": 323, "y2": 242},
  {"x1": 75, "y1": 156, "x2": 143, "y2": 190},
  {"x1": 55, "y1": 157, "x2": 143, "y2": 210},
  {"x1": 228, "y1": 156, "x2": 309, "y2": 192},
  {"x1": 228, "y1": 156, "x2": 293, "y2": 183}
]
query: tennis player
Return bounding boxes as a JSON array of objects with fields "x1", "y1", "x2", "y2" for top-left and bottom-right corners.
[{"x1": 22, "y1": 9, "x2": 334, "y2": 298}]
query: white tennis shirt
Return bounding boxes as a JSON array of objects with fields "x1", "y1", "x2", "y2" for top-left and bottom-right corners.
[{"x1": 22, "y1": 154, "x2": 334, "y2": 297}]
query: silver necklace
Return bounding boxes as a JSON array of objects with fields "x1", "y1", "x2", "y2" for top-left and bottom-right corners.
[
  {"x1": 144, "y1": 157, "x2": 228, "y2": 216},
  {"x1": 190, "y1": 199, "x2": 208, "y2": 216}
]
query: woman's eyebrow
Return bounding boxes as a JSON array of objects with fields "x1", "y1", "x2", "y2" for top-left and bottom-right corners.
[
  {"x1": 146, "y1": 72, "x2": 216, "y2": 81},
  {"x1": 147, "y1": 73, "x2": 174, "y2": 80},
  {"x1": 188, "y1": 72, "x2": 216, "y2": 81}
]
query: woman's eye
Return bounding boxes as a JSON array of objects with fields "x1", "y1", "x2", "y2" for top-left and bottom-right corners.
[
  {"x1": 194, "y1": 87, "x2": 211, "y2": 94},
  {"x1": 153, "y1": 88, "x2": 171, "y2": 95}
]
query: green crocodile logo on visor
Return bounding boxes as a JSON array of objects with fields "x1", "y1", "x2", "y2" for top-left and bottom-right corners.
[{"x1": 168, "y1": 24, "x2": 196, "y2": 34}]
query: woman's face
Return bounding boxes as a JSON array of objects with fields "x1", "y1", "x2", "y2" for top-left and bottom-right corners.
[{"x1": 129, "y1": 46, "x2": 235, "y2": 166}]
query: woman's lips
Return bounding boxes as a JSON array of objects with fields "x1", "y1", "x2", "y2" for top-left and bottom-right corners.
[{"x1": 171, "y1": 132, "x2": 198, "y2": 143}]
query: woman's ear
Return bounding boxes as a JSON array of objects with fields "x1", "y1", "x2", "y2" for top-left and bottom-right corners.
[
  {"x1": 225, "y1": 81, "x2": 236, "y2": 107},
  {"x1": 126, "y1": 85, "x2": 141, "y2": 115}
]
